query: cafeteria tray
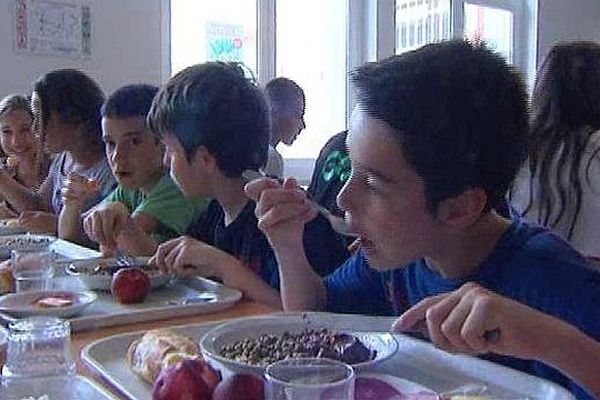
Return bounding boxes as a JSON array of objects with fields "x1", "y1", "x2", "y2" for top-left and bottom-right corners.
[
  {"x1": 0, "y1": 374, "x2": 117, "y2": 399},
  {"x1": 0, "y1": 275, "x2": 242, "y2": 332},
  {"x1": 82, "y1": 312, "x2": 575, "y2": 400}
]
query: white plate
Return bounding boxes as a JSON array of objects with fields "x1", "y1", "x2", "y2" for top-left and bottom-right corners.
[
  {"x1": 0, "y1": 374, "x2": 117, "y2": 399},
  {"x1": 0, "y1": 220, "x2": 26, "y2": 236},
  {"x1": 0, "y1": 290, "x2": 97, "y2": 318},
  {"x1": 0, "y1": 234, "x2": 56, "y2": 258},
  {"x1": 66, "y1": 257, "x2": 170, "y2": 291},
  {"x1": 200, "y1": 314, "x2": 399, "y2": 375}
]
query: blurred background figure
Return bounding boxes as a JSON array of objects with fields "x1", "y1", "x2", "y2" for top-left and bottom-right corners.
[
  {"x1": 511, "y1": 41, "x2": 600, "y2": 259},
  {"x1": 0, "y1": 94, "x2": 49, "y2": 219},
  {"x1": 263, "y1": 77, "x2": 306, "y2": 178}
]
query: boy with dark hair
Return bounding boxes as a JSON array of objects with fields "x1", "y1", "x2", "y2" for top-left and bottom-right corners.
[
  {"x1": 247, "y1": 41, "x2": 600, "y2": 399},
  {"x1": 263, "y1": 77, "x2": 306, "y2": 178},
  {"x1": 60, "y1": 84, "x2": 207, "y2": 255},
  {"x1": 147, "y1": 62, "x2": 348, "y2": 308}
]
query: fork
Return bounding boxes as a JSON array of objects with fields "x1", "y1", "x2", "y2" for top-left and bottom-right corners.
[
  {"x1": 115, "y1": 251, "x2": 136, "y2": 266},
  {"x1": 243, "y1": 169, "x2": 355, "y2": 236}
]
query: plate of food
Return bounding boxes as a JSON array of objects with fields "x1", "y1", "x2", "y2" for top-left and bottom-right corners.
[
  {"x1": 0, "y1": 290, "x2": 97, "y2": 318},
  {"x1": 66, "y1": 256, "x2": 170, "y2": 291},
  {"x1": 0, "y1": 234, "x2": 56, "y2": 257},
  {"x1": 200, "y1": 315, "x2": 398, "y2": 375},
  {"x1": 0, "y1": 219, "x2": 26, "y2": 235}
]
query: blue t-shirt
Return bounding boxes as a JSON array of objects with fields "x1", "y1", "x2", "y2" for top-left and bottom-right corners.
[{"x1": 324, "y1": 219, "x2": 600, "y2": 400}]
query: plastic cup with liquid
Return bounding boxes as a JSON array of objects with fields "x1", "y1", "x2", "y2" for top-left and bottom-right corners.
[
  {"x1": 266, "y1": 358, "x2": 355, "y2": 400},
  {"x1": 11, "y1": 249, "x2": 54, "y2": 292},
  {"x1": 1, "y1": 317, "x2": 75, "y2": 379}
]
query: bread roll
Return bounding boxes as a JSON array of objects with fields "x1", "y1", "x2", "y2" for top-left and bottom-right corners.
[{"x1": 126, "y1": 329, "x2": 200, "y2": 383}]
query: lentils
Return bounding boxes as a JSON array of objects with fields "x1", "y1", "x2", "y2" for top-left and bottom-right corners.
[{"x1": 219, "y1": 328, "x2": 376, "y2": 366}]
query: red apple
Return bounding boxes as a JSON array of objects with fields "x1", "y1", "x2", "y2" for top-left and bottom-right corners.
[
  {"x1": 110, "y1": 267, "x2": 150, "y2": 303},
  {"x1": 152, "y1": 361, "x2": 204, "y2": 400},
  {"x1": 212, "y1": 373, "x2": 265, "y2": 400}
]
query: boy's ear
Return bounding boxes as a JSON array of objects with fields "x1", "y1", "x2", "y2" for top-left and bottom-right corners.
[
  {"x1": 436, "y1": 187, "x2": 487, "y2": 227},
  {"x1": 191, "y1": 146, "x2": 218, "y2": 173}
]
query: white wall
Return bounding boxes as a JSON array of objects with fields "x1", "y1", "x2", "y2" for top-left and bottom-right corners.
[
  {"x1": 537, "y1": 0, "x2": 600, "y2": 63},
  {"x1": 0, "y1": 0, "x2": 163, "y2": 98}
]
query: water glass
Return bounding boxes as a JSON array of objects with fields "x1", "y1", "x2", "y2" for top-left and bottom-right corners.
[
  {"x1": 11, "y1": 250, "x2": 54, "y2": 292},
  {"x1": 2, "y1": 317, "x2": 75, "y2": 379},
  {"x1": 266, "y1": 358, "x2": 355, "y2": 400}
]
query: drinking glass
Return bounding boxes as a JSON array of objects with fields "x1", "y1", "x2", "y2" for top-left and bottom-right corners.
[
  {"x1": 266, "y1": 358, "x2": 355, "y2": 400},
  {"x1": 11, "y1": 250, "x2": 54, "y2": 292},
  {"x1": 2, "y1": 317, "x2": 75, "y2": 379}
]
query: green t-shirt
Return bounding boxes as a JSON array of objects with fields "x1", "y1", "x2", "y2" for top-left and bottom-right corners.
[{"x1": 104, "y1": 174, "x2": 209, "y2": 244}]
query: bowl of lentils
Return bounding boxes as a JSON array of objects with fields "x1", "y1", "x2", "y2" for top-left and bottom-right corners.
[{"x1": 200, "y1": 314, "x2": 398, "y2": 376}]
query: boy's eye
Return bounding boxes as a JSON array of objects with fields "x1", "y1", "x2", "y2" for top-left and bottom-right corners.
[{"x1": 131, "y1": 137, "x2": 141, "y2": 146}]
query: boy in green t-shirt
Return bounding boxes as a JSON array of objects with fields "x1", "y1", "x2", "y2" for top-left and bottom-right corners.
[{"x1": 60, "y1": 84, "x2": 208, "y2": 255}]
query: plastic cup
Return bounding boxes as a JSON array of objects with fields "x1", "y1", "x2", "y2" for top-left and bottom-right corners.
[
  {"x1": 11, "y1": 250, "x2": 54, "y2": 292},
  {"x1": 266, "y1": 358, "x2": 355, "y2": 400},
  {"x1": 1, "y1": 317, "x2": 75, "y2": 379}
]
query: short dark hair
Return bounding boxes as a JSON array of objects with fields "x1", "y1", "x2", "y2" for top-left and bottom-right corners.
[
  {"x1": 33, "y1": 69, "x2": 105, "y2": 144},
  {"x1": 265, "y1": 77, "x2": 305, "y2": 114},
  {"x1": 351, "y1": 40, "x2": 528, "y2": 213},
  {"x1": 101, "y1": 84, "x2": 159, "y2": 119},
  {"x1": 148, "y1": 62, "x2": 270, "y2": 178},
  {"x1": 0, "y1": 94, "x2": 32, "y2": 121}
]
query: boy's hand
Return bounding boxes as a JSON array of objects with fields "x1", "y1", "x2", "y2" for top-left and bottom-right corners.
[
  {"x1": 61, "y1": 173, "x2": 99, "y2": 210},
  {"x1": 18, "y1": 211, "x2": 57, "y2": 233},
  {"x1": 245, "y1": 177, "x2": 317, "y2": 249},
  {"x1": 83, "y1": 202, "x2": 131, "y2": 249},
  {"x1": 0, "y1": 203, "x2": 17, "y2": 218},
  {"x1": 150, "y1": 236, "x2": 217, "y2": 277},
  {"x1": 392, "y1": 282, "x2": 560, "y2": 361}
]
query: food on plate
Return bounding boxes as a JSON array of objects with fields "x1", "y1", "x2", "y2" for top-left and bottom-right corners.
[
  {"x1": 152, "y1": 358, "x2": 221, "y2": 400},
  {"x1": 354, "y1": 376, "x2": 440, "y2": 400},
  {"x1": 127, "y1": 329, "x2": 201, "y2": 383},
  {"x1": 0, "y1": 260, "x2": 15, "y2": 294},
  {"x1": 85, "y1": 259, "x2": 163, "y2": 277},
  {"x1": 111, "y1": 267, "x2": 151, "y2": 303},
  {"x1": 219, "y1": 328, "x2": 377, "y2": 366},
  {"x1": 5, "y1": 156, "x2": 19, "y2": 168},
  {"x1": 32, "y1": 293, "x2": 74, "y2": 308},
  {"x1": 0, "y1": 235, "x2": 53, "y2": 247},
  {"x1": 212, "y1": 374, "x2": 264, "y2": 400}
]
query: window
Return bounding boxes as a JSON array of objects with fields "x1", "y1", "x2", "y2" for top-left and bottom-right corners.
[
  {"x1": 275, "y1": 0, "x2": 347, "y2": 160},
  {"x1": 464, "y1": 3, "x2": 514, "y2": 62},
  {"x1": 170, "y1": 0, "x2": 257, "y2": 76},
  {"x1": 394, "y1": 0, "x2": 536, "y2": 82},
  {"x1": 396, "y1": 0, "x2": 452, "y2": 54}
]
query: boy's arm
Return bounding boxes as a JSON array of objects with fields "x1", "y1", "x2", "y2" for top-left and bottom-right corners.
[
  {"x1": 151, "y1": 236, "x2": 281, "y2": 308},
  {"x1": 0, "y1": 168, "x2": 49, "y2": 212},
  {"x1": 394, "y1": 283, "x2": 600, "y2": 399},
  {"x1": 114, "y1": 213, "x2": 159, "y2": 256},
  {"x1": 245, "y1": 177, "x2": 327, "y2": 311}
]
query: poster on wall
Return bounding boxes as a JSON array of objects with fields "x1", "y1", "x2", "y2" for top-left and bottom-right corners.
[
  {"x1": 206, "y1": 21, "x2": 245, "y2": 62},
  {"x1": 13, "y1": 0, "x2": 91, "y2": 58}
]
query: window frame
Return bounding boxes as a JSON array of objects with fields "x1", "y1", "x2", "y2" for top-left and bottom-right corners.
[{"x1": 164, "y1": 0, "x2": 536, "y2": 182}]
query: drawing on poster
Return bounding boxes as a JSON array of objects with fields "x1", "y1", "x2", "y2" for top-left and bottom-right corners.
[
  {"x1": 13, "y1": 0, "x2": 91, "y2": 58},
  {"x1": 206, "y1": 21, "x2": 245, "y2": 62}
]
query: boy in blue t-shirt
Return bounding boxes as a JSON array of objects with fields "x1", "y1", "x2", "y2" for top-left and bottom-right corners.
[
  {"x1": 246, "y1": 40, "x2": 600, "y2": 399},
  {"x1": 146, "y1": 62, "x2": 348, "y2": 308}
]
